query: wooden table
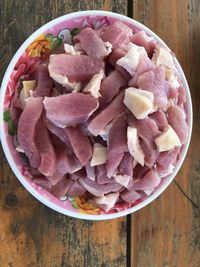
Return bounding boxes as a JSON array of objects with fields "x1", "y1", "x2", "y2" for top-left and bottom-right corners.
[{"x1": 0, "y1": 1, "x2": 200, "y2": 266}]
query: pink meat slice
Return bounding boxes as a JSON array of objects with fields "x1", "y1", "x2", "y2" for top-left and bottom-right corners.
[
  {"x1": 35, "y1": 119, "x2": 56, "y2": 177},
  {"x1": 67, "y1": 180, "x2": 86, "y2": 197},
  {"x1": 149, "y1": 111, "x2": 168, "y2": 131},
  {"x1": 44, "y1": 118, "x2": 72, "y2": 150},
  {"x1": 18, "y1": 97, "x2": 43, "y2": 168},
  {"x1": 130, "y1": 31, "x2": 156, "y2": 57},
  {"x1": 106, "y1": 115, "x2": 128, "y2": 177},
  {"x1": 120, "y1": 190, "x2": 142, "y2": 204},
  {"x1": 118, "y1": 152, "x2": 133, "y2": 177},
  {"x1": 137, "y1": 66, "x2": 168, "y2": 110},
  {"x1": 54, "y1": 148, "x2": 82, "y2": 175},
  {"x1": 88, "y1": 91, "x2": 126, "y2": 136},
  {"x1": 69, "y1": 169, "x2": 86, "y2": 180},
  {"x1": 129, "y1": 116, "x2": 160, "y2": 166},
  {"x1": 51, "y1": 175, "x2": 73, "y2": 198},
  {"x1": 96, "y1": 165, "x2": 116, "y2": 184},
  {"x1": 49, "y1": 54, "x2": 104, "y2": 82},
  {"x1": 43, "y1": 93, "x2": 99, "y2": 128},
  {"x1": 99, "y1": 70, "x2": 126, "y2": 107},
  {"x1": 32, "y1": 64, "x2": 53, "y2": 97},
  {"x1": 32, "y1": 176, "x2": 52, "y2": 191},
  {"x1": 178, "y1": 86, "x2": 186, "y2": 105},
  {"x1": 129, "y1": 169, "x2": 160, "y2": 191},
  {"x1": 76, "y1": 27, "x2": 110, "y2": 59},
  {"x1": 101, "y1": 182, "x2": 123, "y2": 194},
  {"x1": 65, "y1": 126, "x2": 92, "y2": 166},
  {"x1": 167, "y1": 106, "x2": 189, "y2": 144},
  {"x1": 128, "y1": 56, "x2": 155, "y2": 87},
  {"x1": 79, "y1": 178, "x2": 104, "y2": 197},
  {"x1": 99, "y1": 21, "x2": 132, "y2": 49},
  {"x1": 157, "y1": 147, "x2": 180, "y2": 167}
]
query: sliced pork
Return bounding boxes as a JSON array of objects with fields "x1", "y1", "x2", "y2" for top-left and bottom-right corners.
[
  {"x1": 18, "y1": 97, "x2": 43, "y2": 168},
  {"x1": 44, "y1": 93, "x2": 99, "y2": 128}
]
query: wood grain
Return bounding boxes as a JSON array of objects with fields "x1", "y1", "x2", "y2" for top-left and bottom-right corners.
[
  {"x1": 131, "y1": 1, "x2": 200, "y2": 267},
  {"x1": 0, "y1": 1, "x2": 128, "y2": 267}
]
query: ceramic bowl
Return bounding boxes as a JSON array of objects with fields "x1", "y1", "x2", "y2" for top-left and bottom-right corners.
[{"x1": 0, "y1": 10, "x2": 193, "y2": 220}]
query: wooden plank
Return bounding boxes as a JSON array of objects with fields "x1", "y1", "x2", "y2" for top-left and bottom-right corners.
[
  {"x1": 0, "y1": 1, "x2": 128, "y2": 267},
  {"x1": 131, "y1": 1, "x2": 200, "y2": 267}
]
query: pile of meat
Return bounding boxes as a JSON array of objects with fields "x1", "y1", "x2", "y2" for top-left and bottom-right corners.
[{"x1": 16, "y1": 21, "x2": 189, "y2": 212}]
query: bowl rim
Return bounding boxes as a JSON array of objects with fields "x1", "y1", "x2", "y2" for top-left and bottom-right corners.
[{"x1": 0, "y1": 10, "x2": 193, "y2": 220}]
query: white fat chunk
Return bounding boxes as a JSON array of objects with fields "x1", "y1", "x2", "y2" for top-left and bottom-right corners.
[
  {"x1": 83, "y1": 72, "x2": 104, "y2": 98},
  {"x1": 127, "y1": 126, "x2": 144, "y2": 166},
  {"x1": 113, "y1": 174, "x2": 131, "y2": 188},
  {"x1": 92, "y1": 192, "x2": 119, "y2": 212},
  {"x1": 104, "y1": 41, "x2": 112, "y2": 55},
  {"x1": 48, "y1": 69, "x2": 81, "y2": 92},
  {"x1": 168, "y1": 74, "x2": 180, "y2": 89},
  {"x1": 19, "y1": 80, "x2": 36, "y2": 109},
  {"x1": 90, "y1": 143, "x2": 107, "y2": 167},
  {"x1": 124, "y1": 87, "x2": 154, "y2": 119},
  {"x1": 16, "y1": 145, "x2": 25, "y2": 153},
  {"x1": 117, "y1": 43, "x2": 147, "y2": 76},
  {"x1": 155, "y1": 125, "x2": 181, "y2": 152},
  {"x1": 64, "y1": 43, "x2": 76, "y2": 55},
  {"x1": 152, "y1": 46, "x2": 174, "y2": 68}
]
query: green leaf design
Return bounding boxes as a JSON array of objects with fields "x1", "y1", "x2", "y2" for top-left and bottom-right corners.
[
  {"x1": 45, "y1": 33, "x2": 53, "y2": 42},
  {"x1": 8, "y1": 120, "x2": 16, "y2": 136},
  {"x1": 3, "y1": 110, "x2": 11, "y2": 122},
  {"x1": 70, "y1": 28, "x2": 81, "y2": 37},
  {"x1": 71, "y1": 199, "x2": 78, "y2": 209},
  {"x1": 51, "y1": 37, "x2": 62, "y2": 50},
  {"x1": 4, "y1": 110, "x2": 16, "y2": 136}
]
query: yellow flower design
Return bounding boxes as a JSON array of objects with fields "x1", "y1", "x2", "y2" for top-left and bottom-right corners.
[
  {"x1": 74, "y1": 195, "x2": 100, "y2": 215},
  {"x1": 26, "y1": 34, "x2": 51, "y2": 58}
]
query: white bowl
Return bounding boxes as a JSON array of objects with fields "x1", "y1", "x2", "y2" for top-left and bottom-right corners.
[{"x1": 0, "y1": 10, "x2": 193, "y2": 220}]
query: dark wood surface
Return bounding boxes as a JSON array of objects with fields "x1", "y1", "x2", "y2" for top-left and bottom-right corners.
[{"x1": 0, "y1": 1, "x2": 199, "y2": 266}]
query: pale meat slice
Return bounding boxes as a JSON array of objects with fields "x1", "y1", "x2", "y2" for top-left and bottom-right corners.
[
  {"x1": 96, "y1": 165, "x2": 116, "y2": 184},
  {"x1": 130, "y1": 30, "x2": 156, "y2": 57},
  {"x1": 155, "y1": 125, "x2": 181, "y2": 152},
  {"x1": 76, "y1": 27, "x2": 112, "y2": 59},
  {"x1": 129, "y1": 169, "x2": 160, "y2": 191},
  {"x1": 90, "y1": 143, "x2": 107, "y2": 167},
  {"x1": 167, "y1": 106, "x2": 189, "y2": 144},
  {"x1": 120, "y1": 190, "x2": 142, "y2": 204},
  {"x1": 92, "y1": 192, "x2": 119, "y2": 212},
  {"x1": 117, "y1": 43, "x2": 147, "y2": 76},
  {"x1": 129, "y1": 116, "x2": 160, "y2": 167},
  {"x1": 124, "y1": 87, "x2": 154, "y2": 119},
  {"x1": 43, "y1": 93, "x2": 99, "y2": 128},
  {"x1": 35, "y1": 119, "x2": 56, "y2": 177},
  {"x1": 99, "y1": 70, "x2": 126, "y2": 107},
  {"x1": 127, "y1": 126, "x2": 144, "y2": 166},
  {"x1": 48, "y1": 54, "x2": 104, "y2": 82},
  {"x1": 83, "y1": 72, "x2": 104, "y2": 98},
  {"x1": 137, "y1": 66, "x2": 168, "y2": 110},
  {"x1": 65, "y1": 126, "x2": 92, "y2": 166},
  {"x1": 18, "y1": 97, "x2": 43, "y2": 168},
  {"x1": 88, "y1": 91, "x2": 126, "y2": 136},
  {"x1": 85, "y1": 162, "x2": 96, "y2": 181},
  {"x1": 19, "y1": 80, "x2": 36, "y2": 109},
  {"x1": 152, "y1": 46, "x2": 174, "y2": 68},
  {"x1": 98, "y1": 21, "x2": 132, "y2": 49},
  {"x1": 32, "y1": 64, "x2": 53, "y2": 97}
]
